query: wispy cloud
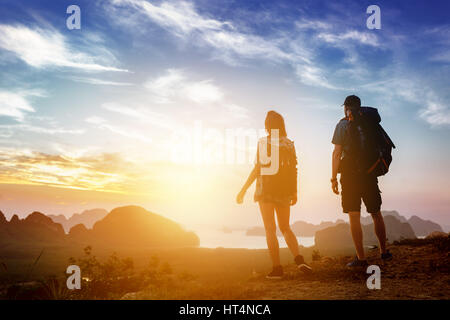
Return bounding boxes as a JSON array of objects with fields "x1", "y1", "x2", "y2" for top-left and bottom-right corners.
[
  {"x1": 85, "y1": 116, "x2": 152, "y2": 143},
  {"x1": 107, "y1": 0, "x2": 336, "y2": 88},
  {"x1": 69, "y1": 77, "x2": 133, "y2": 86},
  {"x1": 0, "y1": 90, "x2": 37, "y2": 121},
  {"x1": 0, "y1": 149, "x2": 141, "y2": 193},
  {"x1": 101, "y1": 102, "x2": 175, "y2": 129},
  {"x1": 0, "y1": 24, "x2": 128, "y2": 72},
  {"x1": 317, "y1": 30, "x2": 379, "y2": 47},
  {"x1": 143, "y1": 68, "x2": 249, "y2": 119},
  {"x1": 419, "y1": 102, "x2": 450, "y2": 127},
  {"x1": 144, "y1": 68, "x2": 224, "y2": 104}
]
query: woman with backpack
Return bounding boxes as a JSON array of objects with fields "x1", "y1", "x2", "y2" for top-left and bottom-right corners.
[{"x1": 236, "y1": 110, "x2": 311, "y2": 279}]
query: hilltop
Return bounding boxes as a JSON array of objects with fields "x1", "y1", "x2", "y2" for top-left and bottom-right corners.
[
  {"x1": 0, "y1": 206, "x2": 199, "y2": 248},
  {"x1": 48, "y1": 209, "x2": 108, "y2": 233}
]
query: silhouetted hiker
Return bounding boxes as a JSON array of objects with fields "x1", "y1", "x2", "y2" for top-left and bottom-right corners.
[
  {"x1": 331, "y1": 95, "x2": 395, "y2": 268},
  {"x1": 237, "y1": 110, "x2": 311, "y2": 279}
]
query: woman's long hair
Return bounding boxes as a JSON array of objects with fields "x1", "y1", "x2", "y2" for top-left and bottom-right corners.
[{"x1": 265, "y1": 110, "x2": 287, "y2": 137}]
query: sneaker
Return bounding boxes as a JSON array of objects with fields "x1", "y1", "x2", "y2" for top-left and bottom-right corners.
[
  {"x1": 381, "y1": 250, "x2": 393, "y2": 261},
  {"x1": 266, "y1": 266, "x2": 283, "y2": 279},
  {"x1": 346, "y1": 257, "x2": 368, "y2": 268},
  {"x1": 294, "y1": 255, "x2": 313, "y2": 274}
]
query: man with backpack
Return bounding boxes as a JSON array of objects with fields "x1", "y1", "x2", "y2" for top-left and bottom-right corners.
[{"x1": 331, "y1": 95, "x2": 394, "y2": 267}]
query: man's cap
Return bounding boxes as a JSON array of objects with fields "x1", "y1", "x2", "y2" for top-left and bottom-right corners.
[{"x1": 342, "y1": 95, "x2": 361, "y2": 109}]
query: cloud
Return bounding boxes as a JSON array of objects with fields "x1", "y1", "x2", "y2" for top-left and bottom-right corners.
[
  {"x1": 101, "y1": 102, "x2": 175, "y2": 129},
  {"x1": 144, "y1": 68, "x2": 224, "y2": 104},
  {"x1": 143, "y1": 68, "x2": 249, "y2": 120},
  {"x1": 419, "y1": 102, "x2": 450, "y2": 127},
  {"x1": 430, "y1": 51, "x2": 450, "y2": 63},
  {"x1": 111, "y1": 0, "x2": 230, "y2": 35},
  {"x1": 0, "y1": 123, "x2": 84, "y2": 135},
  {"x1": 0, "y1": 24, "x2": 128, "y2": 72},
  {"x1": 143, "y1": 68, "x2": 186, "y2": 103},
  {"x1": 295, "y1": 19, "x2": 332, "y2": 31},
  {"x1": 70, "y1": 77, "x2": 133, "y2": 86},
  {"x1": 108, "y1": 0, "x2": 334, "y2": 88},
  {"x1": 295, "y1": 65, "x2": 340, "y2": 89},
  {"x1": 0, "y1": 91, "x2": 36, "y2": 121},
  {"x1": 0, "y1": 149, "x2": 140, "y2": 193},
  {"x1": 317, "y1": 30, "x2": 379, "y2": 47},
  {"x1": 85, "y1": 116, "x2": 152, "y2": 143}
]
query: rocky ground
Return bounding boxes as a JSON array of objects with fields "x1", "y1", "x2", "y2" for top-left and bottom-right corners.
[
  {"x1": 125, "y1": 236, "x2": 449, "y2": 300},
  {"x1": 246, "y1": 237, "x2": 450, "y2": 300}
]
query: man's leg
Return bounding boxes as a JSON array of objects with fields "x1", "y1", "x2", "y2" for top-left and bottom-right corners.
[
  {"x1": 371, "y1": 212, "x2": 387, "y2": 254},
  {"x1": 348, "y1": 211, "x2": 366, "y2": 260}
]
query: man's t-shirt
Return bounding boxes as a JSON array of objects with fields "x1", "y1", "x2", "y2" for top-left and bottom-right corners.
[{"x1": 332, "y1": 118, "x2": 350, "y2": 156}]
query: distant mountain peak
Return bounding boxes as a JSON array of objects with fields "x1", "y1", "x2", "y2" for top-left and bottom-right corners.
[
  {"x1": 0, "y1": 211, "x2": 6, "y2": 224},
  {"x1": 47, "y1": 208, "x2": 108, "y2": 233}
]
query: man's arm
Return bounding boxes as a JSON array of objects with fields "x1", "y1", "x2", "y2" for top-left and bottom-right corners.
[{"x1": 331, "y1": 144, "x2": 343, "y2": 194}]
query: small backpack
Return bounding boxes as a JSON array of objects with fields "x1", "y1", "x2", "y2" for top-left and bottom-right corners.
[
  {"x1": 345, "y1": 106, "x2": 396, "y2": 176},
  {"x1": 259, "y1": 137, "x2": 297, "y2": 197}
]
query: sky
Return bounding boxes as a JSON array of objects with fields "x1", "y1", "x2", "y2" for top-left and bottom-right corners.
[{"x1": 0, "y1": 0, "x2": 449, "y2": 230}]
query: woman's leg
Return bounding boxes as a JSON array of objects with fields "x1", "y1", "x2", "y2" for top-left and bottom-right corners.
[
  {"x1": 259, "y1": 202, "x2": 280, "y2": 267},
  {"x1": 275, "y1": 204, "x2": 300, "y2": 257}
]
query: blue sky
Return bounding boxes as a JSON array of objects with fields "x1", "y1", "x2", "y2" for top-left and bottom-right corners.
[{"x1": 0, "y1": 0, "x2": 449, "y2": 227}]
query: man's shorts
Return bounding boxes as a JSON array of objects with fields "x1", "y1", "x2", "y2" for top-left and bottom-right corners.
[{"x1": 340, "y1": 172, "x2": 382, "y2": 214}]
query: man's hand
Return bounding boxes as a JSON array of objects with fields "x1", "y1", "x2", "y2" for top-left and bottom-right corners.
[
  {"x1": 290, "y1": 195, "x2": 297, "y2": 206},
  {"x1": 331, "y1": 178, "x2": 339, "y2": 195},
  {"x1": 236, "y1": 190, "x2": 246, "y2": 204}
]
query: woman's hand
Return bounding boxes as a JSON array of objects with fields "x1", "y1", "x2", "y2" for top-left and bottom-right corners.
[
  {"x1": 290, "y1": 195, "x2": 297, "y2": 206},
  {"x1": 236, "y1": 189, "x2": 246, "y2": 204}
]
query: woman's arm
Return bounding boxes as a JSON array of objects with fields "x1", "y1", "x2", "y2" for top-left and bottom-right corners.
[{"x1": 236, "y1": 165, "x2": 259, "y2": 204}]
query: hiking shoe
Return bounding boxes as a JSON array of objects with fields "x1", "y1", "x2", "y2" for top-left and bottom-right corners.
[
  {"x1": 346, "y1": 257, "x2": 368, "y2": 268},
  {"x1": 294, "y1": 255, "x2": 313, "y2": 274},
  {"x1": 381, "y1": 250, "x2": 393, "y2": 261},
  {"x1": 266, "y1": 266, "x2": 283, "y2": 279}
]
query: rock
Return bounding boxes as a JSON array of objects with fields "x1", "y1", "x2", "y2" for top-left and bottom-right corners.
[{"x1": 425, "y1": 231, "x2": 448, "y2": 239}]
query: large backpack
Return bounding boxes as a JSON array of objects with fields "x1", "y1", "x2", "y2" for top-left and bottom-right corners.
[{"x1": 344, "y1": 106, "x2": 396, "y2": 177}]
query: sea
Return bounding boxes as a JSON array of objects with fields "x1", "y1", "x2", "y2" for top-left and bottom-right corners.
[{"x1": 194, "y1": 228, "x2": 315, "y2": 249}]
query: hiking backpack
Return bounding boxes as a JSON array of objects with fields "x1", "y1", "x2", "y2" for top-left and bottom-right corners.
[
  {"x1": 258, "y1": 137, "x2": 298, "y2": 197},
  {"x1": 345, "y1": 106, "x2": 396, "y2": 177}
]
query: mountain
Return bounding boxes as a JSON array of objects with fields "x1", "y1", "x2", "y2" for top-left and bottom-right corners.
[
  {"x1": 361, "y1": 211, "x2": 444, "y2": 237},
  {"x1": 0, "y1": 211, "x2": 65, "y2": 244},
  {"x1": 70, "y1": 206, "x2": 199, "y2": 247},
  {"x1": 315, "y1": 216, "x2": 416, "y2": 253},
  {"x1": 0, "y1": 206, "x2": 199, "y2": 248},
  {"x1": 408, "y1": 215, "x2": 443, "y2": 237},
  {"x1": 361, "y1": 210, "x2": 407, "y2": 225},
  {"x1": 48, "y1": 208, "x2": 108, "y2": 233},
  {"x1": 246, "y1": 219, "x2": 346, "y2": 237}
]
